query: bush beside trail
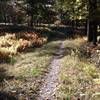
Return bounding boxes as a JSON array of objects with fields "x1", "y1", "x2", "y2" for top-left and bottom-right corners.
[
  {"x1": 0, "y1": 32, "x2": 47, "y2": 58},
  {"x1": 79, "y1": 43, "x2": 100, "y2": 67}
]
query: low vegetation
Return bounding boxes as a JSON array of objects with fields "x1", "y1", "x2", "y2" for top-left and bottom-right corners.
[
  {"x1": 0, "y1": 30, "x2": 61, "y2": 100},
  {"x1": 0, "y1": 32, "x2": 47, "y2": 58},
  {"x1": 57, "y1": 38, "x2": 100, "y2": 100}
]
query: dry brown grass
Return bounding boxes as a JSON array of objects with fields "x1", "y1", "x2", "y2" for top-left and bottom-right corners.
[
  {"x1": 0, "y1": 32, "x2": 47, "y2": 57},
  {"x1": 0, "y1": 40, "x2": 61, "y2": 99},
  {"x1": 56, "y1": 38, "x2": 100, "y2": 100}
]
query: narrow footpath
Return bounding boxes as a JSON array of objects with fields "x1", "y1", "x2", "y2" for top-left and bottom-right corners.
[{"x1": 37, "y1": 42, "x2": 65, "y2": 100}]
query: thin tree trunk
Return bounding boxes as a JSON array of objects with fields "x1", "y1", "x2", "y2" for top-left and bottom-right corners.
[
  {"x1": 4, "y1": 13, "x2": 7, "y2": 26},
  {"x1": 85, "y1": 19, "x2": 87, "y2": 35},
  {"x1": 93, "y1": 21, "x2": 97, "y2": 45},
  {"x1": 87, "y1": 19, "x2": 93, "y2": 42},
  {"x1": 30, "y1": 15, "x2": 33, "y2": 27},
  {"x1": 87, "y1": 0, "x2": 97, "y2": 44}
]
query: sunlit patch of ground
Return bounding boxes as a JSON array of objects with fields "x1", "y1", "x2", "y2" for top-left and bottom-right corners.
[{"x1": 57, "y1": 38, "x2": 100, "y2": 100}]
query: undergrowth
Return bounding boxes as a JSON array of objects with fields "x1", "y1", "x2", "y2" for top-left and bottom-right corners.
[
  {"x1": 57, "y1": 38, "x2": 100, "y2": 100},
  {"x1": 0, "y1": 40, "x2": 61, "y2": 100}
]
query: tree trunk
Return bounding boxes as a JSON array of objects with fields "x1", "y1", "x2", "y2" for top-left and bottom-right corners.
[
  {"x1": 4, "y1": 13, "x2": 7, "y2": 26},
  {"x1": 87, "y1": 19, "x2": 93, "y2": 42},
  {"x1": 92, "y1": 21, "x2": 97, "y2": 45},
  {"x1": 85, "y1": 19, "x2": 87, "y2": 35},
  {"x1": 87, "y1": 0, "x2": 97, "y2": 44},
  {"x1": 30, "y1": 15, "x2": 33, "y2": 27}
]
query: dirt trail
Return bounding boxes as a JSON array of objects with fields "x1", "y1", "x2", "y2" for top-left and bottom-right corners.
[{"x1": 37, "y1": 42, "x2": 65, "y2": 100}]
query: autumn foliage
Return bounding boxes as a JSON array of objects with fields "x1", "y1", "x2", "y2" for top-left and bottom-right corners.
[{"x1": 0, "y1": 32, "x2": 47, "y2": 57}]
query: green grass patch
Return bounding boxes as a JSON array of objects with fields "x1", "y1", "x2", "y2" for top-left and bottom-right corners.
[
  {"x1": 32, "y1": 67, "x2": 43, "y2": 77},
  {"x1": 10, "y1": 56, "x2": 17, "y2": 65}
]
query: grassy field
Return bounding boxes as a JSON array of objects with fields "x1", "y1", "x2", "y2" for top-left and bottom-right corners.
[{"x1": 57, "y1": 38, "x2": 100, "y2": 100}]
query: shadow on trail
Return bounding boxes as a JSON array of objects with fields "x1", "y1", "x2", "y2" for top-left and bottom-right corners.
[
  {"x1": 0, "y1": 65, "x2": 16, "y2": 100},
  {"x1": 0, "y1": 91, "x2": 17, "y2": 100},
  {"x1": 0, "y1": 64, "x2": 14, "y2": 82}
]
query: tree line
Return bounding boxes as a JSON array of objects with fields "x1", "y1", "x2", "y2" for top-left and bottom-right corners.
[{"x1": 0, "y1": 0, "x2": 100, "y2": 44}]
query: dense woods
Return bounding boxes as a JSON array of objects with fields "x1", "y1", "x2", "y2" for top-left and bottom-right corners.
[{"x1": 0, "y1": 0, "x2": 100, "y2": 43}]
